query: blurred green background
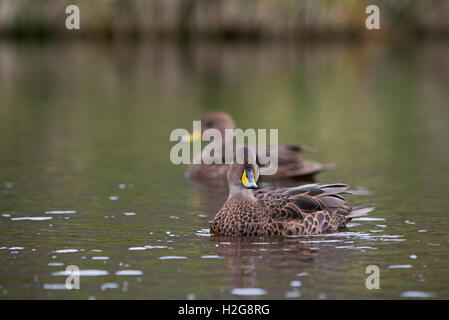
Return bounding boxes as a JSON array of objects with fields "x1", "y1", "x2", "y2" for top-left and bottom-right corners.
[
  {"x1": 0, "y1": 0, "x2": 448, "y2": 300},
  {"x1": 0, "y1": 0, "x2": 448, "y2": 40}
]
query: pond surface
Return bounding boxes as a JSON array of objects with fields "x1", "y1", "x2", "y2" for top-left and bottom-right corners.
[{"x1": 0, "y1": 40, "x2": 448, "y2": 299}]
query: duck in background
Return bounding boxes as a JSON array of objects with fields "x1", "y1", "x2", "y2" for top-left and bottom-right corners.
[{"x1": 184, "y1": 111, "x2": 333, "y2": 182}]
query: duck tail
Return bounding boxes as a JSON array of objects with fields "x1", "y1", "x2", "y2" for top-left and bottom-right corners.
[{"x1": 347, "y1": 204, "x2": 376, "y2": 218}]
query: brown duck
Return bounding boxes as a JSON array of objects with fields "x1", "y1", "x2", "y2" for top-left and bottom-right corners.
[
  {"x1": 184, "y1": 111, "x2": 332, "y2": 181},
  {"x1": 210, "y1": 146, "x2": 374, "y2": 236}
]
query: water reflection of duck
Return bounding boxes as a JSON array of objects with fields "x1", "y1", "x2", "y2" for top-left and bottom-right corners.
[
  {"x1": 184, "y1": 111, "x2": 332, "y2": 182},
  {"x1": 210, "y1": 146, "x2": 374, "y2": 236},
  {"x1": 209, "y1": 236, "x2": 329, "y2": 297},
  {"x1": 211, "y1": 236, "x2": 319, "y2": 259}
]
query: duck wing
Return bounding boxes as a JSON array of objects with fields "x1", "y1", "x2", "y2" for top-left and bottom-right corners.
[
  {"x1": 254, "y1": 183, "x2": 351, "y2": 220},
  {"x1": 256, "y1": 145, "x2": 333, "y2": 179},
  {"x1": 256, "y1": 144, "x2": 312, "y2": 165},
  {"x1": 276, "y1": 160, "x2": 334, "y2": 179},
  {"x1": 254, "y1": 184, "x2": 374, "y2": 234}
]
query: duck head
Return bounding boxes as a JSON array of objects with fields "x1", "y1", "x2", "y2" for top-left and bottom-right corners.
[
  {"x1": 227, "y1": 146, "x2": 259, "y2": 192},
  {"x1": 184, "y1": 111, "x2": 235, "y2": 142}
]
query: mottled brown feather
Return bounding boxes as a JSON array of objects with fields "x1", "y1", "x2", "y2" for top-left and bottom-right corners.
[{"x1": 211, "y1": 183, "x2": 372, "y2": 236}]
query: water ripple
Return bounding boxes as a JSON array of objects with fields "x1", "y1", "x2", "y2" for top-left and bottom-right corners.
[
  {"x1": 231, "y1": 288, "x2": 267, "y2": 296},
  {"x1": 11, "y1": 217, "x2": 52, "y2": 221},
  {"x1": 52, "y1": 270, "x2": 109, "y2": 276},
  {"x1": 159, "y1": 256, "x2": 188, "y2": 260},
  {"x1": 115, "y1": 270, "x2": 143, "y2": 276}
]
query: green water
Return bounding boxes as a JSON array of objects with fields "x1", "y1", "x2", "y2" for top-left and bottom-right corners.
[{"x1": 0, "y1": 41, "x2": 448, "y2": 299}]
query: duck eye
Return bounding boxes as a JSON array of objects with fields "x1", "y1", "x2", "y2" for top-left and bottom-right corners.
[{"x1": 205, "y1": 121, "x2": 213, "y2": 128}]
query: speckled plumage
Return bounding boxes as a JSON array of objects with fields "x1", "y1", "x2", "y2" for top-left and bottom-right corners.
[
  {"x1": 210, "y1": 146, "x2": 374, "y2": 236},
  {"x1": 211, "y1": 183, "x2": 373, "y2": 236}
]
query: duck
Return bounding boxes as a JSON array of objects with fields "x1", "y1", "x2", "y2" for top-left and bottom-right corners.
[
  {"x1": 184, "y1": 111, "x2": 332, "y2": 181},
  {"x1": 210, "y1": 146, "x2": 374, "y2": 236}
]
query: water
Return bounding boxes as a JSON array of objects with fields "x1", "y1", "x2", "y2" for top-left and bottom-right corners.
[{"x1": 0, "y1": 41, "x2": 448, "y2": 299}]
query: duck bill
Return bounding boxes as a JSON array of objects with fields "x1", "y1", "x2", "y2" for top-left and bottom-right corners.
[
  {"x1": 179, "y1": 130, "x2": 202, "y2": 143},
  {"x1": 242, "y1": 168, "x2": 258, "y2": 189}
]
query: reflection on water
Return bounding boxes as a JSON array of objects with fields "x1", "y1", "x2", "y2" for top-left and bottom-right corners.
[{"x1": 0, "y1": 40, "x2": 448, "y2": 299}]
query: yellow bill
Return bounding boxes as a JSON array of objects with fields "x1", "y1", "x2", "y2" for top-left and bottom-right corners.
[
  {"x1": 242, "y1": 168, "x2": 257, "y2": 189},
  {"x1": 179, "y1": 130, "x2": 202, "y2": 143}
]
